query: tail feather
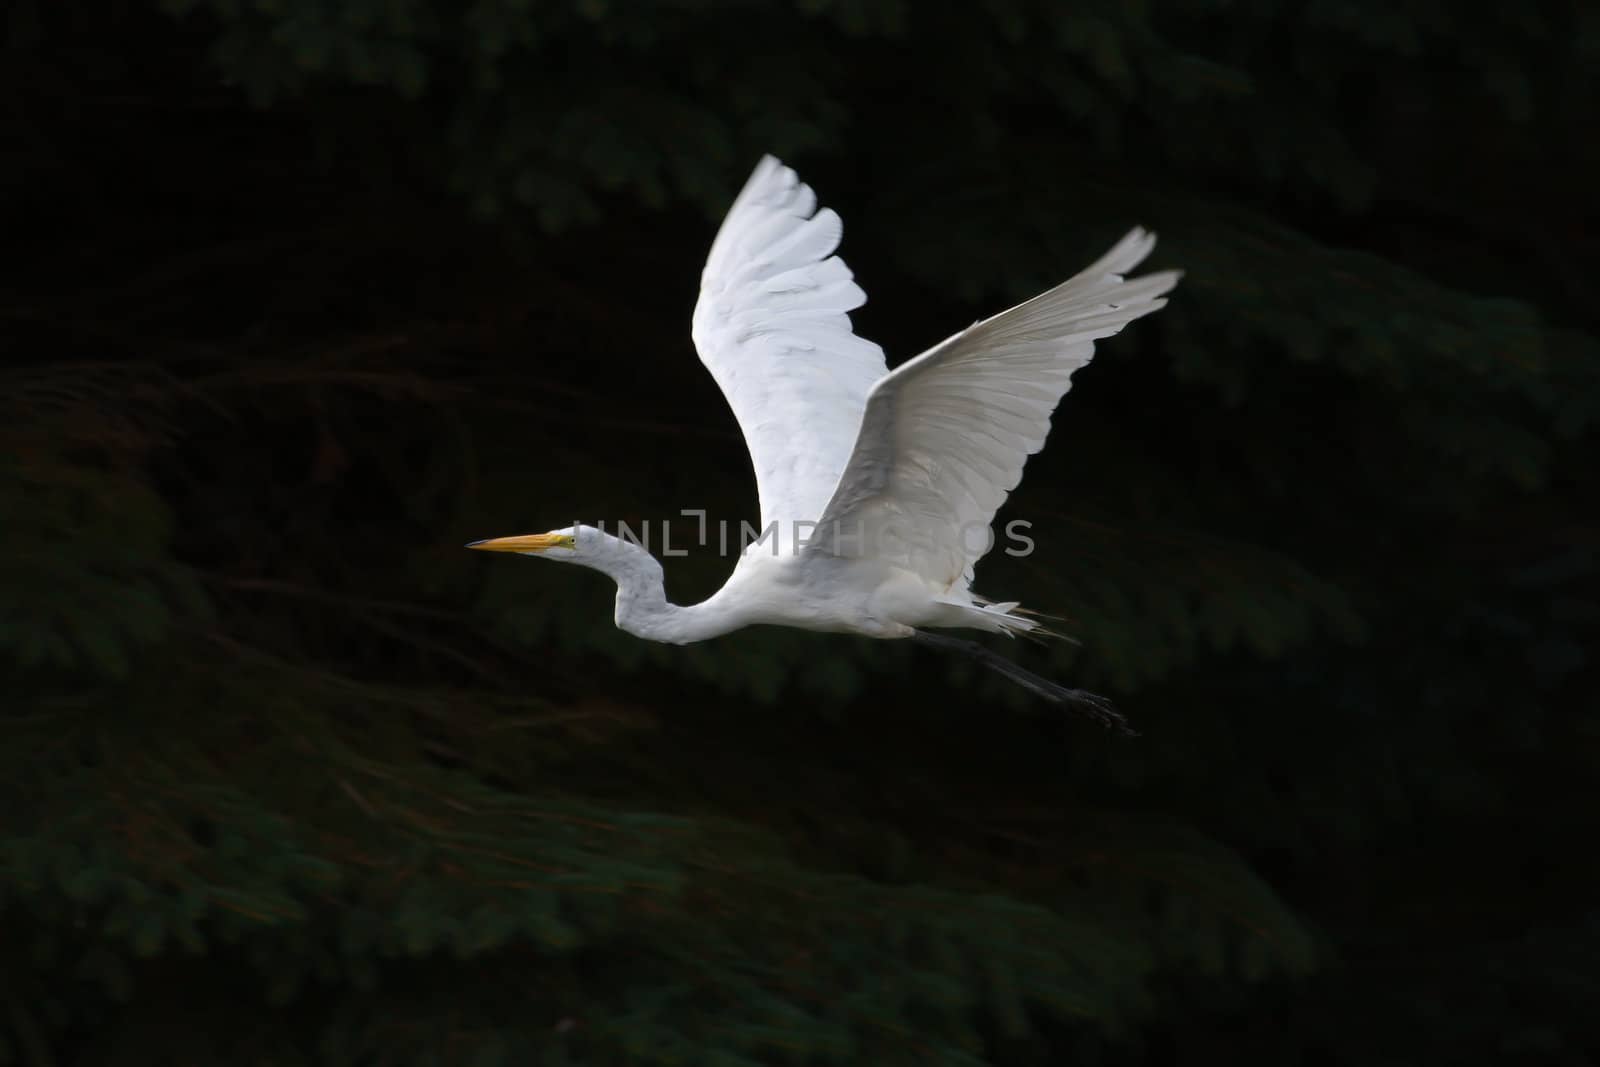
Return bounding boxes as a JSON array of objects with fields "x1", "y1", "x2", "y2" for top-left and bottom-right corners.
[
  {"x1": 1012, "y1": 605, "x2": 1070, "y2": 621},
  {"x1": 973, "y1": 602, "x2": 1082, "y2": 646}
]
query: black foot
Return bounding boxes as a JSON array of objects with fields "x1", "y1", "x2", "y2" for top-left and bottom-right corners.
[{"x1": 911, "y1": 630, "x2": 1136, "y2": 737}]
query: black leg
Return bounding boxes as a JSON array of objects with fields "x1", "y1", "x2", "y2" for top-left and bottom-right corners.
[{"x1": 911, "y1": 630, "x2": 1136, "y2": 736}]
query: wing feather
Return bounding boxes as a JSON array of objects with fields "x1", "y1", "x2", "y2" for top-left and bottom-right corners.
[
  {"x1": 812, "y1": 229, "x2": 1180, "y2": 592},
  {"x1": 692, "y1": 157, "x2": 887, "y2": 533}
]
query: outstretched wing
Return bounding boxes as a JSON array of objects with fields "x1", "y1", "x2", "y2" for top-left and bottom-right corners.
[
  {"x1": 692, "y1": 156, "x2": 888, "y2": 533},
  {"x1": 812, "y1": 229, "x2": 1179, "y2": 593}
]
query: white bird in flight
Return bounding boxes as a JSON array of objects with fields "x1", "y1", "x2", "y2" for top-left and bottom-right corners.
[{"x1": 470, "y1": 156, "x2": 1178, "y2": 730}]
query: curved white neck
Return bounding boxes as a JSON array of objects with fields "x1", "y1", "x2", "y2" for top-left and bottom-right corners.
[{"x1": 581, "y1": 536, "x2": 742, "y2": 645}]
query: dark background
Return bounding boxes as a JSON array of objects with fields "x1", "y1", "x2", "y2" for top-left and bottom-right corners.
[{"x1": 4, "y1": 1, "x2": 1597, "y2": 1064}]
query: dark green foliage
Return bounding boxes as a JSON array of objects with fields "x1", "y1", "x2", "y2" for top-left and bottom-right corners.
[{"x1": 2, "y1": 0, "x2": 1596, "y2": 1062}]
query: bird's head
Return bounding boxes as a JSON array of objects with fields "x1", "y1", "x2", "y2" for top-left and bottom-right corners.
[
  {"x1": 465, "y1": 524, "x2": 586, "y2": 563},
  {"x1": 465, "y1": 523, "x2": 656, "y2": 577},
  {"x1": 466, "y1": 523, "x2": 667, "y2": 600}
]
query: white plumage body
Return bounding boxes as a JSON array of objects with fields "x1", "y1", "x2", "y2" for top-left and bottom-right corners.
[{"x1": 676, "y1": 553, "x2": 966, "y2": 642}]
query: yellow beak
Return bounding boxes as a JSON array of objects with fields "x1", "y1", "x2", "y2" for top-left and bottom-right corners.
[{"x1": 465, "y1": 533, "x2": 571, "y2": 553}]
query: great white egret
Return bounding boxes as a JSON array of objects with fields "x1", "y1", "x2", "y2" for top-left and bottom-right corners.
[{"x1": 470, "y1": 156, "x2": 1178, "y2": 731}]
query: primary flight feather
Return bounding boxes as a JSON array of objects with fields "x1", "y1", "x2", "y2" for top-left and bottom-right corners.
[{"x1": 470, "y1": 156, "x2": 1179, "y2": 730}]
